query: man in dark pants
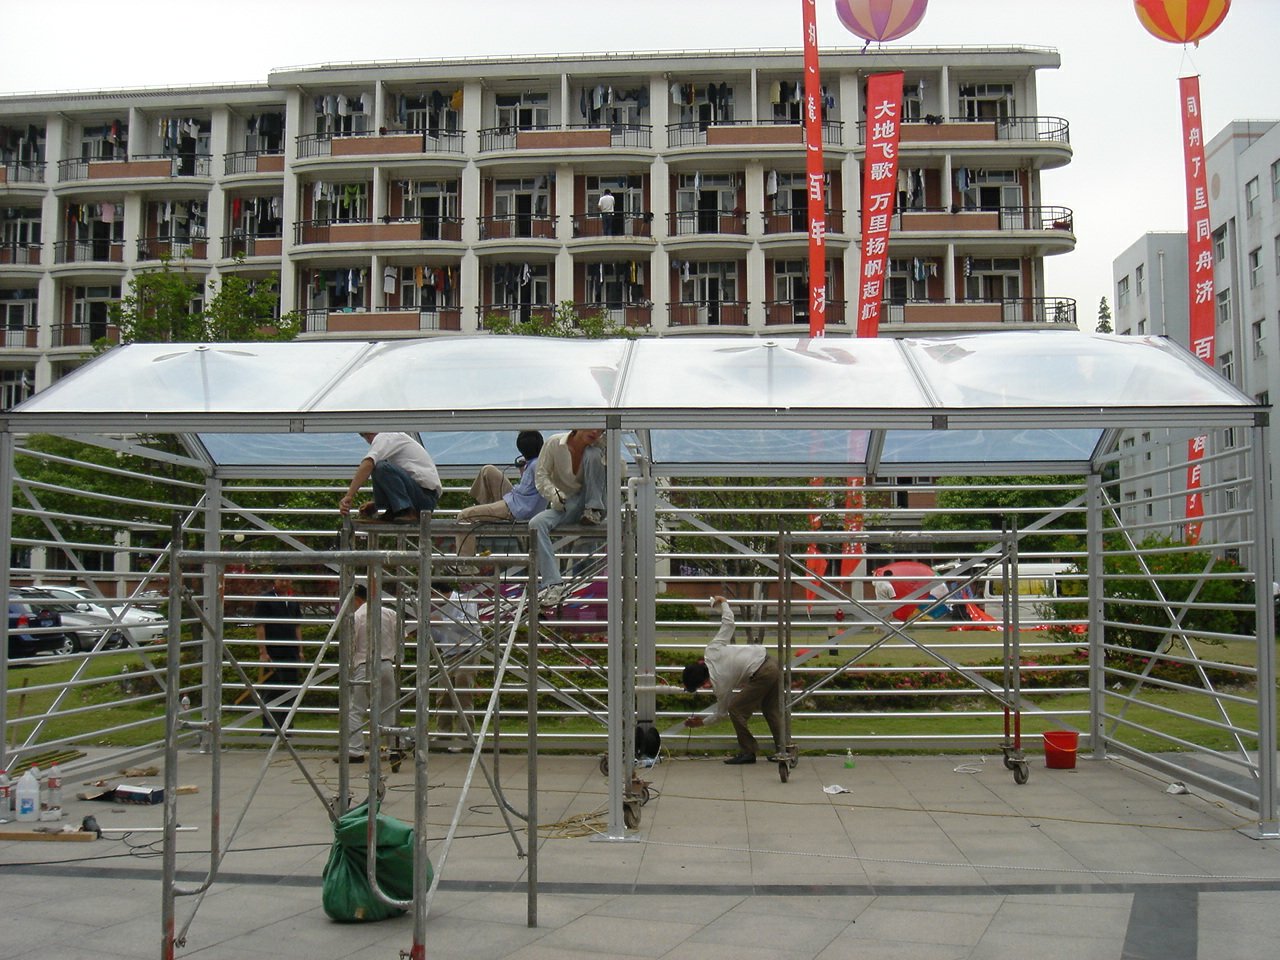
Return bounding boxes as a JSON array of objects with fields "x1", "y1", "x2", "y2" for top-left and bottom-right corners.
[
  {"x1": 255, "y1": 573, "x2": 303, "y2": 735},
  {"x1": 682, "y1": 596, "x2": 785, "y2": 765}
]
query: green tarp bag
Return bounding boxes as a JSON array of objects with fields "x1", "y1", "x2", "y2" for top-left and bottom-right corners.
[{"x1": 321, "y1": 801, "x2": 432, "y2": 922}]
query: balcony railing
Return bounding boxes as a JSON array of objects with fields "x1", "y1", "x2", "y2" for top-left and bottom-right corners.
[
  {"x1": 52, "y1": 239, "x2": 125, "y2": 264},
  {"x1": 304, "y1": 306, "x2": 462, "y2": 334},
  {"x1": 570, "y1": 212, "x2": 653, "y2": 239},
  {"x1": 129, "y1": 153, "x2": 213, "y2": 177},
  {"x1": 52, "y1": 323, "x2": 119, "y2": 347},
  {"x1": 883, "y1": 204, "x2": 1074, "y2": 232},
  {"x1": 762, "y1": 208, "x2": 845, "y2": 236},
  {"x1": 668, "y1": 300, "x2": 748, "y2": 327},
  {"x1": 478, "y1": 124, "x2": 554, "y2": 153},
  {"x1": 0, "y1": 161, "x2": 46, "y2": 184},
  {"x1": 384, "y1": 215, "x2": 463, "y2": 241},
  {"x1": 223, "y1": 150, "x2": 285, "y2": 175},
  {"x1": 878, "y1": 297, "x2": 1077, "y2": 326},
  {"x1": 136, "y1": 236, "x2": 208, "y2": 261},
  {"x1": 764, "y1": 299, "x2": 848, "y2": 326},
  {"x1": 565, "y1": 122, "x2": 652, "y2": 149},
  {"x1": 667, "y1": 210, "x2": 747, "y2": 237},
  {"x1": 0, "y1": 241, "x2": 42, "y2": 266},
  {"x1": 2, "y1": 326, "x2": 39, "y2": 348},
  {"x1": 666, "y1": 119, "x2": 843, "y2": 149},
  {"x1": 477, "y1": 214, "x2": 557, "y2": 241},
  {"x1": 858, "y1": 115, "x2": 1070, "y2": 146},
  {"x1": 294, "y1": 218, "x2": 370, "y2": 244},
  {"x1": 571, "y1": 301, "x2": 653, "y2": 328},
  {"x1": 477, "y1": 303, "x2": 555, "y2": 328},
  {"x1": 296, "y1": 129, "x2": 465, "y2": 159},
  {"x1": 221, "y1": 233, "x2": 284, "y2": 258}
]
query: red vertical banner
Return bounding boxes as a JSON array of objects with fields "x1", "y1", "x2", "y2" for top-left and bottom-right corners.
[
  {"x1": 801, "y1": 0, "x2": 827, "y2": 338},
  {"x1": 856, "y1": 71, "x2": 904, "y2": 338},
  {"x1": 1180, "y1": 75, "x2": 1213, "y2": 544}
]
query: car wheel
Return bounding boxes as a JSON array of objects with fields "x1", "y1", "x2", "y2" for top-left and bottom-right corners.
[{"x1": 55, "y1": 634, "x2": 78, "y2": 657}]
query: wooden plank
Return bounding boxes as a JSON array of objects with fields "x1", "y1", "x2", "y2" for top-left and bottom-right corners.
[{"x1": 0, "y1": 829, "x2": 98, "y2": 842}]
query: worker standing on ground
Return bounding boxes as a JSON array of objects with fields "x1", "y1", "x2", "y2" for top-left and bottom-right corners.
[
  {"x1": 681, "y1": 595, "x2": 785, "y2": 765},
  {"x1": 340, "y1": 583, "x2": 399, "y2": 763}
]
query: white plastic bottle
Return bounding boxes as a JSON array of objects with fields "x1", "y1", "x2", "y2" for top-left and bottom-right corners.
[
  {"x1": 15, "y1": 769, "x2": 39, "y2": 821},
  {"x1": 47, "y1": 764, "x2": 62, "y2": 809},
  {"x1": 0, "y1": 768, "x2": 10, "y2": 813}
]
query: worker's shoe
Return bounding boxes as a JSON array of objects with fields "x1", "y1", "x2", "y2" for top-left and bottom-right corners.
[
  {"x1": 538, "y1": 583, "x2": 570, "y2": 607},
  {"x1": 581, "y1": 508, "x2": 604, "y2": 526},
  {"x1": 723, "y1": 752, "x2": 756, "y2": 765}
]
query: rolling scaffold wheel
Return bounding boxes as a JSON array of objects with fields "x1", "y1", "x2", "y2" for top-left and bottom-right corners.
[
  {"x1": 776, "y1": 743, "x2": 798, "y2": 783},
  {"x1": 1002, "y1": 745, "x2": 1029, "y2": 785}
]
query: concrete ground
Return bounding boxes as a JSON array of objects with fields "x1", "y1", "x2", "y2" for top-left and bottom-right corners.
[{"x1": 2, "y1": 745, "x2": 1278, "y2": 960}]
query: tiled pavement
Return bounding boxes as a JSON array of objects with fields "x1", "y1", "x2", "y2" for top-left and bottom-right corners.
[{"x1": 2, "y1": 747, "x2": 1278, "y2": 959}]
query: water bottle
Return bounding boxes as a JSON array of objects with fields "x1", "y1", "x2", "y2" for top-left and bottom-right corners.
[
  {"x1": 0, "y1": 769, "x2": 10, "y2": 813},
  {"x1": 47, "y1": 764, "x2": 62, "y2": 809},
  {"x1": 843, "y1": 748, "x2": 856, "y2": 769},
  {"x1": 15, "y1": 769, "x2": 39, "y2": 821}
]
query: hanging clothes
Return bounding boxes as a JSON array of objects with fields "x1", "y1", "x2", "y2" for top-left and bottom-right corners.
[{"x1": 383, "y1": 265, "x2": 397, "y2": 295}]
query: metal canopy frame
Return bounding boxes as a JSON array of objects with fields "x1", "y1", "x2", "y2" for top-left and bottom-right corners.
[{"x1": 2, "y1": 330, "x2": 1275, "y2": 846}]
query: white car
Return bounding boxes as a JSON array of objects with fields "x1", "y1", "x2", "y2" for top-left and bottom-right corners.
[{"x1": 17, "y1": 585, "x2": 167, "y2": 651}]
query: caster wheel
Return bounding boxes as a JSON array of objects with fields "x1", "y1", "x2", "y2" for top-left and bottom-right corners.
[
  {"x1": 1002, "y1": 753, "x2": 1017, "y2": 771},
  {"x1": 623, "y1": 801, "x2": 640, "y2": 830},
  {"x1": 1013, "y1": 762, "x2": 1029, "y2": 785},
  {"x1": 778, "y1": 760, "x2": 789, "y2": 783},
  {"x1": 598, "y1": 755, "x2": 609, "y2": 776}
]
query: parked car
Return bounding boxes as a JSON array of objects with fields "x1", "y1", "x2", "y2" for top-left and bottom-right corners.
[
  {"x1": 16, "y1": 585, "x2": 167, "y2": 650},
  {"x1": 7, "y1": 594, "x2": 75, "y2": 658}
]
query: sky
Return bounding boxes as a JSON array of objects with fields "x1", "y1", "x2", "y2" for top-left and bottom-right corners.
[{"x1": 2, "y1": 0, "x2": 1277, "y2": 327}]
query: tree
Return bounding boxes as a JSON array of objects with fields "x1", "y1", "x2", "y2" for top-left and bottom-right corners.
[
  {"x1": 1096, "y1": 296, "x2": 1113, "y2": 334},
  {"x1": 105, "y1": 255, "x2": 301, "y2": 348},
  {"x1": 482, "y1": 300, "x2": 643, "y2": 339},
  {"x1": 921, "y1": 475, "x2": 1087, "y2": 557}
]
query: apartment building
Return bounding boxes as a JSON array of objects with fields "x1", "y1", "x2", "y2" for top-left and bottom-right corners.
[
  {"x1": 0, "y1": 47, "x2": 1075, "y2": 407},
  {"x1": 1111, "y1": 119, "x2": 1280, "y2": 567}
]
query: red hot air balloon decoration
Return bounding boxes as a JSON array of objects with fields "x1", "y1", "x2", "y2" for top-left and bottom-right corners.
[{"x1": 1133, "y1": 0, "x2": 1231, "y2": 46}]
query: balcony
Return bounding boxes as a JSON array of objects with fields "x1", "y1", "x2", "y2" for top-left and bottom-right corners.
[
  {"x1": 570, "y1": 212, "x2": 653, "y2": 239},
  {"x1": 571, "y1": 301, "x2": 652, "y2": 329},
  {"x1": 879, "y1": 297, "x2": 1077, "y2": 327},
  {"x1": 221, "y1": 234, "x2": 284, "y2": 259},
  {"x1": 304, "y1": 307, "x2": 461, "y2": 335},
  {"x1": 477, "y1": 214, "x2": 557, "y2": 241},
  {"x1": 476, "y1": 123, "x2": 650, "y2": 153},
  {"x1": 52, "y1": 239, "x2": 125, "y2": 264},
  {"x1": 668, "y1": 300, "x2": 748, "y2": 327},
  {"x1": 2, "y1": 326, "x2": 39, "y2": 348},
  {"x1": 223, "y1": 151, "x2": 285, "y2": 176},
  {"x1": 0, "y1": 241, "x2": 42, "y2": 266},
  {"x1": 888, "y1": 205, "x2": 1074, "y2": 235},
  {"x1": 762, "y1": 207, "x2": 845, "y2": 237},
  {"x1": 0, "y1": 161, "x2": 46, "y2": 185},
  {"x1": 667, "y1": 119, "x2": 843, "y2": 149},
  {"x1": 52, "y1": 323, "x2": 119, "y2": 347},
  {"x1": 860, "y1": 115, "x2": 1071, "y2": 147},
  {"x1": 136, "y1": 236, "x2": 208, "y2": 261},
  {"x1": 667, "y1": 210, "x2": 747, "y2": 237},
  {"x1": 296, "y1": 130, "x2": 465, "y2": 160},
  {"x1": 57, "y1": 155, "x2": 210, "y2": 182},
  {"x1": 764, "y1": 300, "x2": 848, "y2": 327}
]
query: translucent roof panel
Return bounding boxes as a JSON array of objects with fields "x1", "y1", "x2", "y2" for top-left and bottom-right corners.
[
  {"x1": 648, "y1": 429, "x2": 871, "y2": 466},
  {"x1": 880, "y1": 428, "x2": 1104, "y2": 464},
  {"x1": 17, "y1": 341, "x2": 371, "y2": 414},
  {"x1": 903, "y1": 332, "x2": 1250, "y2": 408},
  {"x1": 200, "y1": 430, "x2": 568, "y2": 469},
  {"x1": 307, "y1": 337, "x2": 628, "y2": 413},
  {"x1": 619, "y1": 337, "x2": 927, "y2": 410}
]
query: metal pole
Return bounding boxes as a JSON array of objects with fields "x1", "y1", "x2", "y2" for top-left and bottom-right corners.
[
  {"x1": 200, "y1": 478, "x2": 220, "y2": 755},
  {"x1": 337, "y1": 522, "x2": 354, "y2": 815},
  {"x1": 0, "y1": 430, "x2": 14, "y2": 773},
  {"x1": 161, "y1": 515, "x2": 183, "y2": 960},
  {"x1": 1249, "y1": 419, "x2": 1278, "y2": 837},
  {"x1": 1086, "y1": 472, "x2": 1105, "y2": 760},
  {"x1": 601, "y1": 420, "x2": 630, "y2": 838},
  {"x1": 526, "y1": 546, "x2": 539, "y2": 926},
  {"x1": 410, "y1": 516, "x2": 433, "y2": 958},
  {"x1": 634, "y1": 464, "x2": 658, "y2": 742}
]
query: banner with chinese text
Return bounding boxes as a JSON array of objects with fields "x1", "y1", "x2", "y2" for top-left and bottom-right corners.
[
  {"x1": 801, "y1": 0, "x2": 827, "y2": 337},
  {"x1": 856, "y1": 71, "x2": 904, "y2": 338}
]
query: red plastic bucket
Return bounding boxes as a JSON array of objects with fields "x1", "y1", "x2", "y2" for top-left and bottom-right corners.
[{"x1": 1043, "y1": 730, "x2": 1079, "y2": 769}]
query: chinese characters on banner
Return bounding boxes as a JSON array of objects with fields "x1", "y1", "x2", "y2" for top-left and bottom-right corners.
[
  {"x1": 801, "y1": 0, "x2": 827, "y2": 338},
  {"x1": 856, "y1": 71, "x2": 905, "y2": 338},
  {"x1": 1180, "y1": 76, "x2": 1214, "y2": 544}
]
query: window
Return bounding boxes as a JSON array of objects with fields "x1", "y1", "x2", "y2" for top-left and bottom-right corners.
[
  {"x1": 1249, "y1": 247, "x2": 1263, "y2": 287},
  {"x1": 963, "y1": 257, "x2": 1021, "y2": 320},
  {"x1": 1117, "y1": 275, "x2": 1130, "y2": 309},
  {"x1": 1220, "y1": 350, "x2": 1233, "y2": 381},
  {"x1": 1246, "y1": 177, "x2": 1260, "y2": 219},
  {"x1": 957, "y1": 82, "x2": 1015, "y2": 120},
  {"x1": 586, "y1": 261, "x2": 647, "y2": 307},
  {"x1": 1272, "y1": 159, "x2": 1280, "y2": 201},
  {"x1": 1137, "y1": 318, "x2": 1147, "y2": 334},
  {"x1": 495, "y1": 92, "x2": 550, "y2": 131},
  {"x1": 1135, "y1": 263, "x2": 1145, "y2": 297},
  {"x1": 1257, "y1": 390, "x2": 1270, "y2": 406},
  {"x1": 71, "y1": 284, "x2": 121, "y2": 340},
  {"x1": 0, "y1": 369, "x2": 33, "y2": 411},
  {"x1": 1216, "y1": 287, "x2": 1232, "y2": 324},
  {"x1": 1224, "y1": 426, "x2": 1237, "y2": 448},
  {"x1": 1274, "y1": 235, "x2": 1280, "y2": 275},
  {"x1": 1213, "y1": 226, "x2": 1227, "y2": 262},
  {"x1": 1254, "y1": 318, "x2": 1266, "y2": 358},
  {"x1": 1143, "y1": 488, "x2": 1153, "y2": 520}
]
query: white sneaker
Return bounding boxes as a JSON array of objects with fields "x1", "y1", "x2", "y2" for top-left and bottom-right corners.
[
  {"x1": 538, "y1": 584, "x2": 569, "y2": 606},
  {"x1": 581, "y1": 508, "x2": 604, "y2": 526}
]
